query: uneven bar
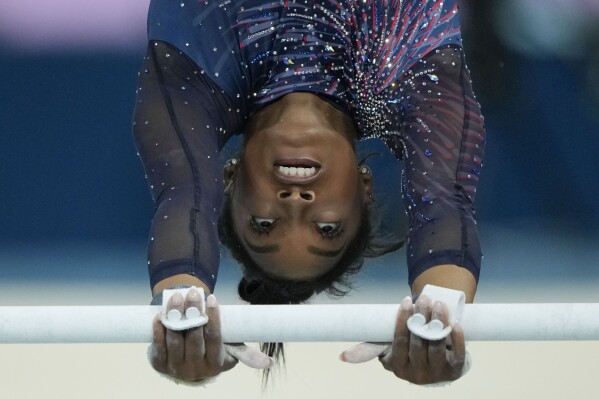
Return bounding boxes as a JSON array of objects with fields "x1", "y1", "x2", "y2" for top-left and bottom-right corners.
[{"x1": 1, "y1": 304, "x2": 598, "y2": 343}]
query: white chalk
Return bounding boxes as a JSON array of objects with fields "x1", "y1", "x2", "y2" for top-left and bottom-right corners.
[{"x1": 1, "y1": 303, "x2": 599, "y2": 343}]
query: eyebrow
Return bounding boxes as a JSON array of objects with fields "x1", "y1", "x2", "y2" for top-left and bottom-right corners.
[
  {"x1": 307, "y1": 245, "x2": 346, "y2": 258},
  {"x1": 243, "y1": 237, "x2": 280, "y2": 253},
  {"x1": 243, "y1": 236, "x2": 345, "y2": 258}
]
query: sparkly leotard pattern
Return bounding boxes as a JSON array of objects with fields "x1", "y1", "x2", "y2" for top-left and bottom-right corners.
[{"x1": 133, "y1": 0, "x2": 485, "y2": 292}]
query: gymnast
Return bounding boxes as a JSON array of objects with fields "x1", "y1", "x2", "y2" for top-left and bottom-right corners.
[{"x1": 132, "y1": 0, "x2": 485, "y2": 386}]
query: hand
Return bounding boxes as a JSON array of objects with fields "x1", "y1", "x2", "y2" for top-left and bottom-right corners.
[
  {"x1": 340, "y1": 295, "x2": 467, "y2": 385},
  {"x1": 149, "y1": 287, "x2": 273, "y2": 382}
]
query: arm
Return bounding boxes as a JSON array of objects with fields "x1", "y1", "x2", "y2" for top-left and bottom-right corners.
[
  {"x1": 344, "y1": 46, "x2": 483, "y2": 383},
  {"x1": 341, "y1": 45, "x2": 484, "y2": 384},
  {"x1": 384, "y1": 45, "x2": 485, "y2": 303},
  {"x1": 134, "y1": 42, "x2": 272, "y2": 382},
  {"x1": 133, "y1": 40, "x2": 242, "y2": 296},
  {"x1": 348, "y1": 0, "x2": 484, "y2": 301},
  {"x1": 342, "y1": 0, "x2": 483, "y2": 383}
]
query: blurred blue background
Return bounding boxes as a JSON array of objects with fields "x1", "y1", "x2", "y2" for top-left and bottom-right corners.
[{"x1": 1, "y1": 0, "x2": 598, "y2": 303}]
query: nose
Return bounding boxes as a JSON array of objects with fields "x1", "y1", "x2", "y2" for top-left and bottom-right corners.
[{"x1": 277, "y1": 187, "x2": 315, "y2": 202}]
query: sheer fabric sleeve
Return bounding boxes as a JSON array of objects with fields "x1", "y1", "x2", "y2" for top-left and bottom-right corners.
[
  {"x1": 132, "y1": 40, "x2": 241, "y2": 293},
  {"x1": 382, "y1": 45, "x2": 485, "y2": 286}
]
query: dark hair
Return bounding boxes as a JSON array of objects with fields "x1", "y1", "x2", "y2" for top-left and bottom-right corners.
[{"x1": 217, "y1": 193, "x2": 403, "y2": 384}]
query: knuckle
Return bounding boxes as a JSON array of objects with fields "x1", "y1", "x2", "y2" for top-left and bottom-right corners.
[
  {"x1": 167, "y1": 364, "x2": 211, "y2": 382},
  {"x1": 166, "y1": 364, "x2": 180, "y2": 378},
  {"x1": 411, "y1": 337, "x2": 425, "y2": 348},
  {"x1": 428, "y1": 345, "x2": 445, "y2": 359},
  {"x1": 448, "y1": 355, "x2": 465, "y2": 370},
  {"x1": 408, "y1": 347, "x2": 425, "y2": 364},
  {"x1": 178, "y1": 370, "x2": 196, "y2": 381},
  {"x1": 205, "y1": 351, "x2": 225, "y2": 369},
  {"x1": 413, "y1": 377, "x2": 426, "y2": 385},
  {"x1": 204, "y1": 328, "x2": 221, "y2": 345},
  {"x1": 429, "y1": 366, "x2": 444, "y2": 381},
  {"x1": 410, "y1": 373, "x2": 428, "y2": 385},
  {"x1": 149, "y1": 347, "x2": 166, "y2": 366},
  {"x1": 392, "y1": 368, "x2": 407, "y2": 380},
  {"x1": 150, "y1": 357, "x2": 167, "y2": 374},
  {"x1": 206, "y1": 366, "x2": 221, "y2": 378},
  {"x1": 449, "y1": 362, "x2": 465, "y2": 379},
  {"x1": 166, "y1": 333, "x2": 184, "y2": 348},
  {"x1": 448, "y1": 371, "x2": 461, "y2": 381},
  {"x1": 393, "y1": 335, "x2": 410, "y2": 345}
]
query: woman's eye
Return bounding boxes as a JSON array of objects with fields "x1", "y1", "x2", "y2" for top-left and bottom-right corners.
[
  {"x1": 250, "y1": 217, "x2": 277, "y2": 234},
  {"x1": 316, "y1": 222, "x2": 343, "y2": 238}
]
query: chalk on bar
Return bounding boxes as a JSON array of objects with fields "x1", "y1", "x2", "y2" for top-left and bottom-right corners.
[
  {"x1": 407, "y1": 284, "x2": 465, "y2": 340},
  {"x1": 160, "y1": 287, "x2": 209, "y2": 331}
]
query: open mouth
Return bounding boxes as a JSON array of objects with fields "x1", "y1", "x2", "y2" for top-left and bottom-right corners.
[
  {"x1": 273, "y1": 158, "x2": 321, "y2": 183},
  {"x1": 276, "y1": 165, "x2": 318, "y2": 177}
]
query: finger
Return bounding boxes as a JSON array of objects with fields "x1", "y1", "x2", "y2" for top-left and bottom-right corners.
[
  {"x1": 184, "y1": 286, "x2": 204, "y2": 319},
  {"x1": 184, "y1": 288, "x2": 206, "y2": 363},
  {"x1": 150, "y1": 315, "x2": 168, "y2": 373},
  {"x1": 447, "y1": 323, "x2": 466, "y2": 379},
  {"x1": 166, "y1": 293, "x2": 186, "y2": 373},
  {"x1": 409, "y1": 295, "x2": 432, "y2": 369},
  {"x1": 204, "y1": 294, "x2": 225, "y2": 369},
  {"x1": 414, "y1": 294, "x2": 432, "y2": 321},
  {"x1": 433, "y1": 300, "x2": 450, "y2": 327},
  {"x1": 387, "y1": 296, "x2": 413, "y2": 367},
  {"x1": 428, "y1": 301, "x2": 449, "y2": 376},
  {"x1": 340, "y1": 342, "x2": 390, "y2": 363},
  {"x1": 226, "y1": 344, "x2": 273, "y2": 369},
  {"x1": 165, "y1": 291, "x2": 185, "y2": 322}
]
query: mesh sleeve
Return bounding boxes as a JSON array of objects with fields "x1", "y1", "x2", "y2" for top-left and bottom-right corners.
[
  {"x1": 383, "y1": 45, "x2": 486, "y2": 285},
  {"x1": 132, "y1": 40, "x2": 241, "y2": 292}
]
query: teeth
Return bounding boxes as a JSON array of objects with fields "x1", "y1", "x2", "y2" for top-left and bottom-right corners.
[{"x1": 278, "y1": 166, "x2": 317, "y2": 177}]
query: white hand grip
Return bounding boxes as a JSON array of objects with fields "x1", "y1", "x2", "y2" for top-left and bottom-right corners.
[
  {"x1": 160, "y1": 287, "x2": 209, "y2": 331},
  {"x1": 407, "y1": 284, "x2": 465, "y2": 340}
]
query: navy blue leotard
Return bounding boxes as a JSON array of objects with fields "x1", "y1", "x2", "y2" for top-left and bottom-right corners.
[{"x1": 133, "y1": 0, "x2": 485, "y2": 293}]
